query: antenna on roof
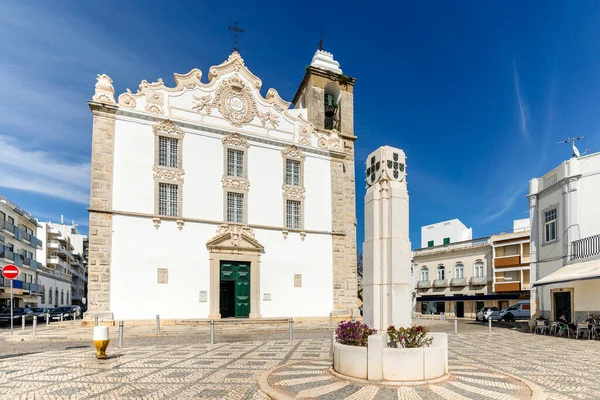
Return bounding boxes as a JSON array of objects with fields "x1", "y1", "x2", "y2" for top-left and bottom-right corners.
[{"x1": 557, "y1": 135, "x2": 587, "y2": 158}]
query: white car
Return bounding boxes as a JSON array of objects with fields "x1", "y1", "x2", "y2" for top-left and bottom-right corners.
[
  {"x1": 476, "y1": 307, "x2": 501, "y2": 321},
  {"x1": 499, "y1": 301, "x2": 531, "y2": 321}
]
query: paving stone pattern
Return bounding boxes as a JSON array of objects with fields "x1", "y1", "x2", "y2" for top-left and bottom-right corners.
[
  {"x1": 0, "y1": 323, "x2": 598, "y2": 399},
  {"x1": 266, "y1": 361, "x2": 531, "y2": 399}
]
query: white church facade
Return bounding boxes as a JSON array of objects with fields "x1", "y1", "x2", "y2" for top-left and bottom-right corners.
[{"x1": 85, "y1": 49, "x2": 358, "y2": 322}]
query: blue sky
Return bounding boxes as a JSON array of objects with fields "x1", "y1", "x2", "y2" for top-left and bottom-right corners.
[{"x1": 1, "y1": 2, "x2": 600, "y2": 249}]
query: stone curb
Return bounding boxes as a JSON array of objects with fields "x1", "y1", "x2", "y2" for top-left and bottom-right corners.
[
  {"x1": 328, "y1": 366, "x2": 452, "y2": 386},
  {"x1": 257, "y1": 361, "x2": 298, "y2": 400}
]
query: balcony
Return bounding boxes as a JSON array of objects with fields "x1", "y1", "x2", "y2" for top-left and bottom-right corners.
[
  {"x1": 416, "y1": 280, "x2": 431, "y2": 289},
  {"x1": 47, "y1": 256, "x2": 69, "y2": 270},
  {"x1": 433, "y1": 279, "x2": 448, "y2": 288},
  {"x1": 470, "y1": 276, "x2": 487, "y2": 286},
  {"x1": 494, "y1": 282, "x2": 521, "y2": 292},
  {"x1": 571, "y1": 234, "x2": 600, "y2": 261},
  {"x1": 494, "y1": 256, "x2": 521, "y2": 268},
  {"x1": 0, "y1": 220, "x2": 15, "y2": 236},
  {"x1": 450, "y1": 278, "x2": 467, "y2": 287},
  {"x1": 414, "y1": 237, "x2": 490, "y2": 257}
]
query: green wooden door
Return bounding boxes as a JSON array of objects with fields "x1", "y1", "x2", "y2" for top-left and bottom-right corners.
[{"x1": 220, "y1": 262, "x2": 250, "y2": 318}]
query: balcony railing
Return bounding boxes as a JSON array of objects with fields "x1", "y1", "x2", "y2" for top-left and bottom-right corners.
[
  {"x1": 0, "y1": 220, "x2": 15, "y2": 236},
  {"x1": 417, "y1": 280, "x2": 431, "y2": 289},
  {"x1": 470, "y1": 276, "x2": 487, "y2": 286},
  {"x1": 433, "y1": 279, "x2": 448, "y2": 287},
  {"x1": 414, "y1": 237, "x2": 490, "y2": 257},
  {"x1": 450, "y1": 278, "x2": 467, "y2": 287},
  {"x1": 571, "y1": 234, "x2": 600, "y2": 261}
]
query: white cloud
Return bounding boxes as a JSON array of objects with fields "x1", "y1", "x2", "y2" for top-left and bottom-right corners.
[
  {"x1": 513, "y1": 60, "x2": 530, "y2": 139},
  {"x1": 0, "y1": 136, "x2": 90, "y2": 204},
  {"x1": 482, "y1": 186, "x2": 527, "y2": 223}
]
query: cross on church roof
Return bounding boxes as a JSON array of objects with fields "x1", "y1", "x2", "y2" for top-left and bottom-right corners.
[{"x1": 228, "y1": 21, "x2": 244, "y2": 53}]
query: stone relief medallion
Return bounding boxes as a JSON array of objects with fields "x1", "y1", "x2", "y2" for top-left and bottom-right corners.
[
  {"x1": 365, "y1": 150, "x2": 382, "y2": 187},
  {"x1": 384, "y1": 147, "x2": 405, "y2": 182},
  {"x1": 213, "y1": 75, "x2": 258, "y2": 127}
]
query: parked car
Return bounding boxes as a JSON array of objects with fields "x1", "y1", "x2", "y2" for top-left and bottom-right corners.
[
  {"x1": 476, "y1": 306, "x2": 501, "y2": 321},
  {"x1": 0, "y1": 308, "x2": 34, "y2": 326},
  {"x1": 500, "y1": 301, "x2": 531, "y2": 321},
  {"x1": 31, "y1": 308, "x2": 52, "y2": 318},
  {"x1": 50, "y1": 306, "x2": 75, "y2": 321}
]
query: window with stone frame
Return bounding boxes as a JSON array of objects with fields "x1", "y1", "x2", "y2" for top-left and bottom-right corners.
[
  {"x1": 286, "y1": 159, "x2": 301, "y2": 186},
  {"x1": 286, "y1": 200, "x2": 301, "y2": 229},
  {"x1": 420, "y1": 267, "x2": 429, "y2": 281},
  {"x1": 437, "y1": 265, "x2": 446, "y2": 280},
  {"x1": 474, "y1": 260, "x2": 484, "y2": 278},
  {"x1": 227, "y1": 192, "x2": 244, "y2": 223},
  {"x1": 41, "y1": 285, "x2": 46, "y2": 303},
  {"x1": 158, "y1": 136, "x2": 178, "y2": 168},
  {"x1": 158, "y1": 183, "x2": 178, "y2": 217},
  {"x1": 455, "y1": 263, "x2": 464, "y2": 279},
  {"x1": 544, "y1": 207, "x2": 558, "y2": 243},
  {"x1": 48, "y1": 287, "x2": 52, "y2": 304},
  {"x1": 60, "y1": 290, "x2": 64, "y2": 305},
  {"x1": 227, "y1": 149, "x2": 245, "y2": 177}
]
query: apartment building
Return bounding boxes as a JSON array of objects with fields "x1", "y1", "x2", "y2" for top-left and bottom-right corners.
[
  {"x1": 421, "y1": 219, "x2": 472, "y2": 248},
  {"x1": 491, "y1": 219, "x2": 531, "y2": 299},
  {"x1": 0, "y1": 194, "x2": 43, "y2": 308},
  {"x1": 37, "y1": 220, "x2": 88, "y2": 307},
  {"x1": 529, "y1": 151, "x2": 600, "y2": 321}
]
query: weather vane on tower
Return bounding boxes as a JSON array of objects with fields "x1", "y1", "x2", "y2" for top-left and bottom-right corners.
[{"x1": 228, "y1": 21, "x2": 244, "y2": 53}]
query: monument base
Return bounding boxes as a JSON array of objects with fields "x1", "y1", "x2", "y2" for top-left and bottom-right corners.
[{"x1": 333, "y1": 333, "x2": 448, "y2": 384}]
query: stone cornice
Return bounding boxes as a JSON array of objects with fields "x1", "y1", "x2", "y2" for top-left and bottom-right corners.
[{"x1": 87, "y1": 208, "x2": 345, "y2": 236}]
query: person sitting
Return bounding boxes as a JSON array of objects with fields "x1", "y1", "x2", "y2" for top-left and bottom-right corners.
[
  {"x1": 585, "y1": 314, "x2": 597, "y2": 329},
  {"x1": 558, "y1": 314, "x2": 577, "y2": 331}
]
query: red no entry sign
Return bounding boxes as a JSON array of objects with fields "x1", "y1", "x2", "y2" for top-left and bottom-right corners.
[{"x1": 1, "y1": 264, "x2": 19, "y2": 280}]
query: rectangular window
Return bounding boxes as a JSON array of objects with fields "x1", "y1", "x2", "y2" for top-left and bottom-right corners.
[
  {"x1": 158, "y1": 136, "x2": 178, "y2": 168},
  {"x1": 544, "y1": 208, "x2": 557, "y2": 242},
  {"x1": 227, "y1": 149, "x2": 244, "y2": 177},
  {"x1": 158, "y1": 183, "x2": 178, "y2": 216},
  {"x1": 286, "y1": 200, "x2": 301, "y2": 229},
  {"x1": 443, "y1": 237, "x2": 450, "y2": 245},
  {"x1": 227, "y1": 192, "x2": 244, "y2": 223},
  {"x1": 427, "y1": 240, "x2": 434, "y2": 247},
  {"x1": 8, "y1": 216, "x2": 14, "y2": 225},
  {"x1": 0, "y1": 211, "x2": 5, "y2": 221},
  {"x1": 285, "y1": 159, "x2": 301, "y2": 186}
]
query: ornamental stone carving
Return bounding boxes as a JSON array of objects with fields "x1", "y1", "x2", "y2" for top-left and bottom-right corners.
[
  {"x1": 317, "y1": 137, "x2": 327, "y2": 149},
  {"x1": 118, "y1": 89, "x2": 138, "y2": 108},
  {"x1": 258, "y1": 111, "x2": 280, "y2": 129},
  {"x1": 153, "y1": 119, "x2": 185, "y2": 138},
  {"x1": 222, "y1": 177, "x2": 250, "y2": 191},
  {"x1": 222, "y1": 133, "x2": 249, "y2": 148},
  {"x1": 281, "y1": 145, "x2": 306, "y2": 160},
  {"x1": 282, "y1": 185, "x2": 306, "y2": 199},
  {"x1": 145, "y1": 104, "x2": 163, "y2": 115},
  {"x1": 176, "y1": 219, "x2": 185, "y2": 230},
  {"x1": 192, "y1": 94, "x2": 212, "y2": 115},
  {"x1": 213, "y1": 75, "x2": 258, "y2": 127},
  {"x1": 152, "y1": 217, "x2": 161, "y2": 230},
  {"x1": 212, "y1": 224, "x2": 256, "y2": 247},
  {"x1": 92, "y1": 74, "x2": 116, "y2": 105},
  {"x1": 153, "y1": 166, "x2": 185, "y2": 182},
  {"x1": 299, "y1": 137, "x2": 312, "y2": 146}
]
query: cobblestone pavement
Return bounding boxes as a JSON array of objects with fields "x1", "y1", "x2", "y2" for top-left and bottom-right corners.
[
  {"x1": 263, "y1": 360, "x2": 532, "y2": 399},
  {"x1": 0, "y1": 321, "x2": 597, "y2": 399}
]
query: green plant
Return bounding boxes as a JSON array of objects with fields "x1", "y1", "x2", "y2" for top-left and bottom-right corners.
[
  {"x1": 335, "y1": 321, "x2": 376, "y2": 347},
  {"x1": 387, "y1": 325, "x2": 433, "y2": 348}
]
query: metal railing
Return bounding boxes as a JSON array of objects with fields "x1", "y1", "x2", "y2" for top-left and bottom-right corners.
[
  {"x1": 414, "y1": 237, "x2": 490, "y2": 257},
  {"x1": 571, "y1": 234, "x2": 600, "y2": 261},
  {"x1": 0, "y1": 220, "x2": 15, "y2": 235}
]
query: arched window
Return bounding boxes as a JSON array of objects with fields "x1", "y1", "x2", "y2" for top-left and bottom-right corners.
[
  {"x1": 420, "y1": 267, "x2": 429, "y2": 281},
  {"x1": 474, "y1": 260, "x2": 484, "y2": 278},
  {"x1": 48, "y1": 287, "x2": 53, "y2": 304},
  {"x1": 437, "y1": 265, "x2": 446, "y2": 280},
  {"x1": 41, "y1": 285, "x2": 46, "y2": 304},
  {"x1": 66, "y1": 292, "x2": 69, "y2": 304},
  {"x1": 455, "y1": 263, "x2": 464, "y2": 279},
  {"x1": 61, "y1": 290, "x2": 64, "y2": 305},
  {"x1": 55, "y1": 288, "x2": 58, "y2": 306}
]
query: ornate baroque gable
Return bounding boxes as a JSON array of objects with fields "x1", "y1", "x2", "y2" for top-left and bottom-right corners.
[
  {"x1": 206, "y1": 224, "x2": 264, "y2": 252},
  {"x1": 106, "y1": 51, "x2": 343, "y2": 151}
]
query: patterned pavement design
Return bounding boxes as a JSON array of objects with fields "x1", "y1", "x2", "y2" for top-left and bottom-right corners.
[
  {"x1": 262, "y1": 361, "x2": 532, "y2": 400},
  {"x1": 0, "y1": 323, "x2": 598, "y2": 399}
]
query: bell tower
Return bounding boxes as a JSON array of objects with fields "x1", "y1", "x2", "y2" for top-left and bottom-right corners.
[{"x1": 293, "y1": 47, "x2": 359, "y2": 318}]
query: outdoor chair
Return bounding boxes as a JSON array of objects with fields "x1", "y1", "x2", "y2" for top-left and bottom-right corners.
[
  {"x1": 549, "y1": 321, "x2": 559, "y2": 335},
  {"x1": 556, "y1": 323, "x2": 573, "y2": 338},
  {"x1": 576, "y1": 323, "x2": 591, "y2": 339},
  {"x1": 527, "y1": 319, "x2": 536, "y2": 333},
  {"x1": 535, "y1": 320, "x2": 549, "y2": 335}
]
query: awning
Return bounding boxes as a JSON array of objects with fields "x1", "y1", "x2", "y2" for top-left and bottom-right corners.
[{"x1": 533, "y1": 258, "x2": 600, "y2": 287}]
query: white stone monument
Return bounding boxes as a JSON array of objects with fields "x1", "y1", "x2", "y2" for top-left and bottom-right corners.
[{"x1": 363, "y1": 146, "x2": 412, "y2": 331}]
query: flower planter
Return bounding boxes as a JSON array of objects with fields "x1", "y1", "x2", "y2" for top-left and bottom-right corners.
[{"x1": 333, "y1": 332, "x2": 448, "y2": 383}]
